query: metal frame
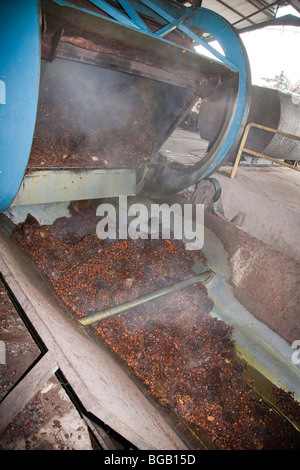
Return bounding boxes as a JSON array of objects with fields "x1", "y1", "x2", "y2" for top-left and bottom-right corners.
[
  {"x1": 10, "y1": 169, "x2": 136, "y2": 206},
  {"x1": 178, "y1": 0, "x2": 287, "y2": 31},
  {"x1": 137, "y1": 6, "x2": 252, "y2": 195},
  {"x1": 237, "y1": 12, "x2": 300, "y2": 33},
  {"x1": 54, "y1": 0, "x2": 240, "y2": 70},
  {"x1": 230, "y1": 122, "x2": 300, "y2": 179}
]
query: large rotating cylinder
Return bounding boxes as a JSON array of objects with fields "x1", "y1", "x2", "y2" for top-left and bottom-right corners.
[
  {"x1": 0, "y1": 0, "x2": 251, "y2": 210},
  {"x1": 246, "y1": 86, "x2": 300, "y2": 161},
  {"x1": 198, "y1": 84, "x2": 300, "y2": 161}
]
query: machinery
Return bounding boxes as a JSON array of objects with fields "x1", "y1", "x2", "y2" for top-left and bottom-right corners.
[
  {"x1": 198, "y1": 83, "x2": 300, "y2": 163},
  {"x1": 0, "y1": 0, "x2": 300, "y2": 451},
  {"x1": 0, "y1": 0, "x2": 251, "y2": 210}
]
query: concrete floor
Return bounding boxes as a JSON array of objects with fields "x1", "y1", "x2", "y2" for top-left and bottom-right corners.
[
  {"x1": 217, "y1": 165, "x2": 300, "y2": 215},
  {"x1": 160, "y1": 128, "x2": 208, "y2": 164},
  {"x1": 214, "y1": 165, "x2": 300, "y2": 261}
]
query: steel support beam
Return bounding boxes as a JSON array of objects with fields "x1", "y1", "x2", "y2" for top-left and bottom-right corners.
[{"x1": 11, "y1": 169, "x2": 136, "y2": 206}]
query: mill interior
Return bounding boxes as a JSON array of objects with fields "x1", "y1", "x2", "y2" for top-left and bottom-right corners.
[{"x1": 0, "y1": 0, "x2": 300, "y2": 451}]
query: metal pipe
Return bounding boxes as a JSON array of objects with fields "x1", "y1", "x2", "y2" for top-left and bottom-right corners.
[{"x1": 79, "y1": 270, "x2": 213, "y2": 326}]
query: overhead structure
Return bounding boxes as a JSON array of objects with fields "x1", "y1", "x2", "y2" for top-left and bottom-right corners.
[{"x1": 177, "y1": 0, "x2": 300, "y2": 32}]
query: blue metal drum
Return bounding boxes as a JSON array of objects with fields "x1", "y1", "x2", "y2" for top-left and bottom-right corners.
[
  {"x1": 0, "y1": 0, "x2": 251, "y2": 206},
  {"x1": 0, "y1": 0, "x2": 40, "y2": 213}
]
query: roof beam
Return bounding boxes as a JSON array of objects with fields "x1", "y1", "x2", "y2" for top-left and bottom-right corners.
[
  {"x1": 238, "y1": 12, "x2": 300, "y2": 33},
  {"x1": 289, "y1": 0, "x2": 300, "y2": 13},
  {"x1": 232, "y1": 0, "x2": 284, "y2": 27},
  {"x1": 244, "y1": 0, "x2": 276, "y2": 19},
  {"x1": 215, "y1": 0, "x2": 256, "y2": 25}
]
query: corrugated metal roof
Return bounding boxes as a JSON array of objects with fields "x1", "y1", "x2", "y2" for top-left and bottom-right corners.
[
  {"x1": 202, "y1": 0, "x2": 278, "y2": 29},
  {"x1": 290, "y1": 0, "x2": 300, "y2": 13},
  {"x1": 177, "y1": 1, "x2": 299, "y2": 31}
]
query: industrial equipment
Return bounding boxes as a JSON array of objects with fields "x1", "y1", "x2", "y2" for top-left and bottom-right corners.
[
  {"x1": 1, "y1": 0, "x2": 299, "y2": 452},
  {"x1": 0, "y1": 0, "x2": 251, "y2": 210},
  {"x1": 198, "y1": 84, "x2": 300, "y2": 163}
]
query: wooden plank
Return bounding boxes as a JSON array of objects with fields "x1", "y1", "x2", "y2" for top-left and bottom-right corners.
[
  {"x1": 0, "y1": 228, "x2": 188, "y2": 449},
  {"x1": 82, "y1": 415, "x2": 119, "y2": 450},
  {"x1": 0, "y1": 352, "x2": 58, "y2": 435}
]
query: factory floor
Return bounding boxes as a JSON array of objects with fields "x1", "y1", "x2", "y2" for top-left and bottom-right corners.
[
  {"x1": 217, "y1": 165, "x2": 300, "y2": 214},
  {"x1": 214, "y1": 165, "x2": 300, "y2": 261}
]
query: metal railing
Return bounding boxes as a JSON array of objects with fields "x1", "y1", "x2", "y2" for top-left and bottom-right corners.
[{"x1": 230, "y1": 122, "x2": 300, "y2": 179}]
